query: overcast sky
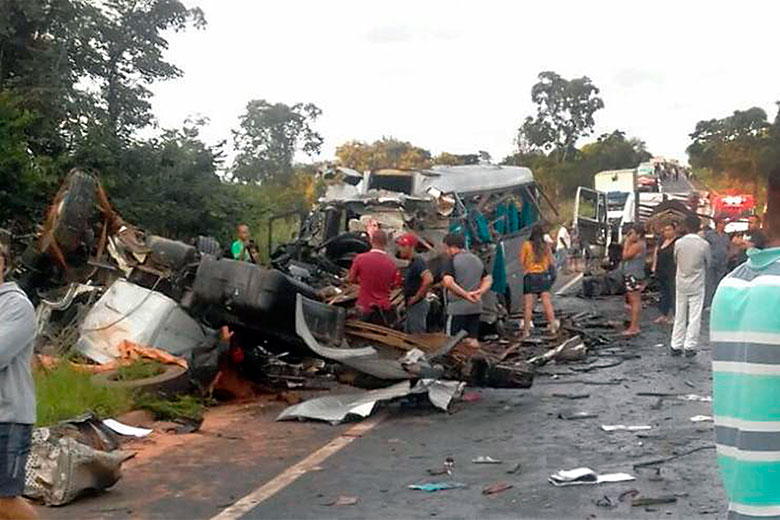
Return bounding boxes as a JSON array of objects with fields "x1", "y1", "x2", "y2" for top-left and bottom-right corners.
[{"x1": 151, "y1": 0, "x2": 780, "y2": 165}]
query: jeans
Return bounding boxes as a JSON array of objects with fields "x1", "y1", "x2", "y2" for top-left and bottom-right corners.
[
  {"x1": 404, "y1": 299, "x2": 430, "y2": 334},
  {"x1": 671, "y1": 288, "x2": 704, "y2": 352}
]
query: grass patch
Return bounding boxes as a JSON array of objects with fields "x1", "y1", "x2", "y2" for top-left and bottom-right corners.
[
  {"x1": 133, "y1": 393, "x2": 209, "y2": 422},
  {"x1": 35, "y1": 364, "x2": 134, "y2": 426},
  {"x1": 115, "y1": 360, "x2": 165, "y2": 382}
]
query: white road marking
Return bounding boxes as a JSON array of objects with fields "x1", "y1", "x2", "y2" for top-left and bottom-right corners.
[
  {"x1": 210, "y1": 413, "x2": 386, "y2": 520},
  {"x1": 556, "y1": 272, "x2": 583, "y2": 296}
]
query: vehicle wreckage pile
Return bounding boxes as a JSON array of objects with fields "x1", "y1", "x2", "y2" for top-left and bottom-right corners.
[{"x1": 3, "y1": 167, "x2": 625, "y2": 504}]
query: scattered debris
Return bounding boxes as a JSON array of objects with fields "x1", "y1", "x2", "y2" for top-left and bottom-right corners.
[
  {"x1": 25, "y1": 426, "x2": 134, "y2": 506},
  {"x1": 408, "y1": 481, "x2": 468, "y2": 492},
  {"x1": 528, "y1": 336, "x2": 586, "y2": 366},
  {"x1": 558, "y1": 411, "x2": 598, "y2": 420},
  {"x1": 506, "y1": 462, "x2": 522, "y2": 475},
  {"x1": 595, "y1": 495, "x2": 616, "y2": 508},
  {"x1": 327, "y1": 496, "x2": 359, "y2": 506},
  {"x1": 631, "y1": 496, "x2": 678, "y2": 507},
  {"x1": 472, "y1": 456, "x2": 503, "y2": 464},
  {"x1": 276, "y1": 379, "x2": 464, "y2": 424},
  {"x1": 552, "y1": 393, "x2": 590, "y2": 400},
  {"x1": 679, "y1": 394, "x2": 712, "y2": 402},
  {"x1": 619, "y1": 489, "x2": 640, "y2": 502},
  {"x1": 548, "y1": 467, "x2": 635, "y2": 487},
  {"x1": 482, "y1": 482, "x2": 513, "y2": 495},
  {"x1": 601, "y1": 425, "x2": 652, "y2": 432},
  {"x1": 102, "y1": 419, "x2": 152, "y2": 438},
  {"x1": 633, "y1": 445, "x2": 715, "y2": 468},
  {"x1": 690, "y1": 415, "x2": 713, "y2": 423}
]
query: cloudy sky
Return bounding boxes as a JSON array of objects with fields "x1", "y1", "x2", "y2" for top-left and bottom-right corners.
[{"x1": 151, "y1": 0, "x2": 779, "y2": 165}]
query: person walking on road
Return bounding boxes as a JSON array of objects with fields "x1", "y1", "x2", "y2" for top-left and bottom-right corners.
[
  {"x1": 711, "y1": 165, "x2": 780, "y2": 519},
  {"x1": 621, "y1": 224, "x2": 647, "y2": 337},
  {"x1": 0, "y1": 243, "x2": 38, "y2": 520},
  {"x1": 348, "y1": 229, "x2": 401, "y2": 326},
  {"x1": 555, "y1": 223, "x2": 571, "y2": 272},
  {"x1": 652, "y1": 222, "x2": 678, "y2": 324},
  {"x1": 396, "y1": 233, "x2": 433, "y2": 334},
  {"x1": 704, "y1": 216, "x2": 730, "y2": 308},
  {"x1": 670, "y1": 215, "x2": 711, "y2": 357},
  {"x1": 520, "y1": 225, "x2": 558, "y2": 338},
  {"x1": 441, "y1": 233, "x2": 493, "y2": 339}
]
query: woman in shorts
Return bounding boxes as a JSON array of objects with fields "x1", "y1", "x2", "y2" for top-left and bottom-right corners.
[{"x1": 520, "y1": 225, "x2": 558, "y2": 338}]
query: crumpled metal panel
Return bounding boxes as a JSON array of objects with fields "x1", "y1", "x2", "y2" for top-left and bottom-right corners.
[
  {"x1": 277, "y1": 378, "x2": 464, "y2": 424},
  {"x1": 25, "y1": 428, "x2": 133, "y2": 506},
  {"x1": 277, "y1": 381, "x2": 413, "y2": 424},
  {"x1": 76, "y1": 279, "x2": 207, "y2": 364},
  {"x1": 296, "y1": 295, "x2": 411, "y2": 379}
]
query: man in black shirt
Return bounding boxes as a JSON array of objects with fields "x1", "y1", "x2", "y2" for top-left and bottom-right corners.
[
  {"x1": 746, "y1": 214, "x2": 767, "y2": 249},
  {"x1": 397, "y1": 233, "x2": 432, "y2": 334}
]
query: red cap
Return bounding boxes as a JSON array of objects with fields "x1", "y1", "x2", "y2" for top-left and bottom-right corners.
[{"x1": 396, "y1": 233, "x2": 418, "y2": 247}]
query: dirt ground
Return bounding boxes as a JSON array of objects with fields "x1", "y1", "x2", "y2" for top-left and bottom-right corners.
[{"x1": 35, "y1": 289, "x2": 726, "y2": 520}]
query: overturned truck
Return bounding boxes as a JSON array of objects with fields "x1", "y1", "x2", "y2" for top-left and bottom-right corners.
[{"x1": 270, "y1": 164, "x2": 557, "y2": 334}]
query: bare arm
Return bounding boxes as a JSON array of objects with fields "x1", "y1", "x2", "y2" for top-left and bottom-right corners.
[
  {"x1": 442, "y1": 274, "x2": 472, "y2": 300},
  {"x1": 652, "y1": 245, "x2": 659, "y2": 273},
  {"x1": 476, "y1": 274, "x2": 494, "y2": 296},
  {"x1": 409, "y1": 270, "x2": 433, "y2": 305}
]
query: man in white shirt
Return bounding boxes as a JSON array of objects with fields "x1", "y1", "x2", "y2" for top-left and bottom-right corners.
[
  {"x1": 555, "y1": 224, "x2": 571, "y2": 271},
  {"x1": 671, "y1": 214, "x2": 711, "y2": 357}
]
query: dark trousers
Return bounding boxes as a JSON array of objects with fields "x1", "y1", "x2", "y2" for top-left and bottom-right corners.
[
  {"x1": 446, "y1": 314, "x2": 481, "y2": 338},
  {"x1": 360, "y1": 306, "x2": 398, "y2": 328},
  {"x1": 657, "y1": 273, "x2": 675, "y2": 317}
]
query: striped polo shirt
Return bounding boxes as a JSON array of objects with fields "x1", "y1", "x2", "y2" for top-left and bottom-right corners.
[{"x1": 711, "y1": 246, "x2": 780, "y2": 519}]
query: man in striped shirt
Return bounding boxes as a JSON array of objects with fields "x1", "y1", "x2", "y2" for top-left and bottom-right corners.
[{"x1": 712, "y1": 166, "x2": 780, "y2": 519}]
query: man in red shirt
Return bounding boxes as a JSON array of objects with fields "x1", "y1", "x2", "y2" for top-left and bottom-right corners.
[{"x1": 349, "y1": 229, "x2": 401, "y2": 326}]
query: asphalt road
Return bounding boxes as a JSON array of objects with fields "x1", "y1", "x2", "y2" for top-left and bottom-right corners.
[{"x1": 239, "y1": 295, "x2": 724, "y2": 520}]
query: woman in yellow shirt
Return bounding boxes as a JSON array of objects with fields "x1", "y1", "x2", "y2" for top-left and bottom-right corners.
[{"x1": 520, "y1": 225, "x2": 558, "y2": 338}]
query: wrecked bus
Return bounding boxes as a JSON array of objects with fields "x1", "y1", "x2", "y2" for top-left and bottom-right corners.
[{"x1": 271, "y1": 164, "x2": 556, "y2": 333}]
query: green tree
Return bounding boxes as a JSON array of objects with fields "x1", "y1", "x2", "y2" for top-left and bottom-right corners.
[
  {"x1": 579, "y1": 130, "x2": 651, "y2": 174},
  {"x1": 687, "y1": 106, "x2": 775, "y2": 197},
  {"x1": 518, "y1": 71, "x2": 604, "y2": 162},
  {"x1": 231, "y1": 99, "x2": 323, "y2": 184},
  {"x1": 88, "y1": 0, "x2": 205, "y2": 145},
  {"x1": 335, "y1": 137, "x2": 431, "y2": 171},
  {"x1": 433, "y1": 152, "x2": 479, "y2": 166}
]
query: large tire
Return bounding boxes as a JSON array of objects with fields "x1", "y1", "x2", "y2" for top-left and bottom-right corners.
[
  {"x1": 91, "y1": 365, "x2": 189, "y2": 394},
  {"x1": 52, "y1": 170, "x2": 98, "y2": 255}
]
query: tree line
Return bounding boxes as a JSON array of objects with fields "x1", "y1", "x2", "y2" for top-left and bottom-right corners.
[{"x1": 2, "y1": 1, "x2": 777, "y2": 248}]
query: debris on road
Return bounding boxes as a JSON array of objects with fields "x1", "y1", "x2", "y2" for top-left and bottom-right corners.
[
  {"x1": 25, "y1": 421, "x2": 134, "y2": 506},
  {"x1": 551, "y1": 393, "x2": 590, "y2": 400},
  {"x1": 482, "y1": 482, "x2": 513, "y2": 495},
  {"x1": 102, "y1": 419, "x2": 152, "y2": 438},
  {"x1": 506, "y1": 462, "x2": 522, "y2": 475},
  {"x1": 472, "y1": 456, "x2": 503, "y2": 464},
  {"x1": 690, "y1": 415, "x2": 713, "y2": 423},
  {"x1": 276, "y1": 379, "x2": 465, "y2": 424},
  {"x1": 631, "y1": 495, "x2": 678, "y2": 507},
  {"x1": 326, "y1": 496, "x2": 359, "y2": 506},
  {"x1": 528, "y1": 336, "x2": 586, "y2": 366},
  {"x1": 548, "y1": 467, "x2": 635, "y2": 486},
  {"x1": 558, "y1": 411, "x2": 599, "y2": 420},
  {"x1": 408, "y1": 481, "x2": 468, "y2": 492},
  {"x1": 601, "y1": 424, "x2": 652, "y2": 432}
]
